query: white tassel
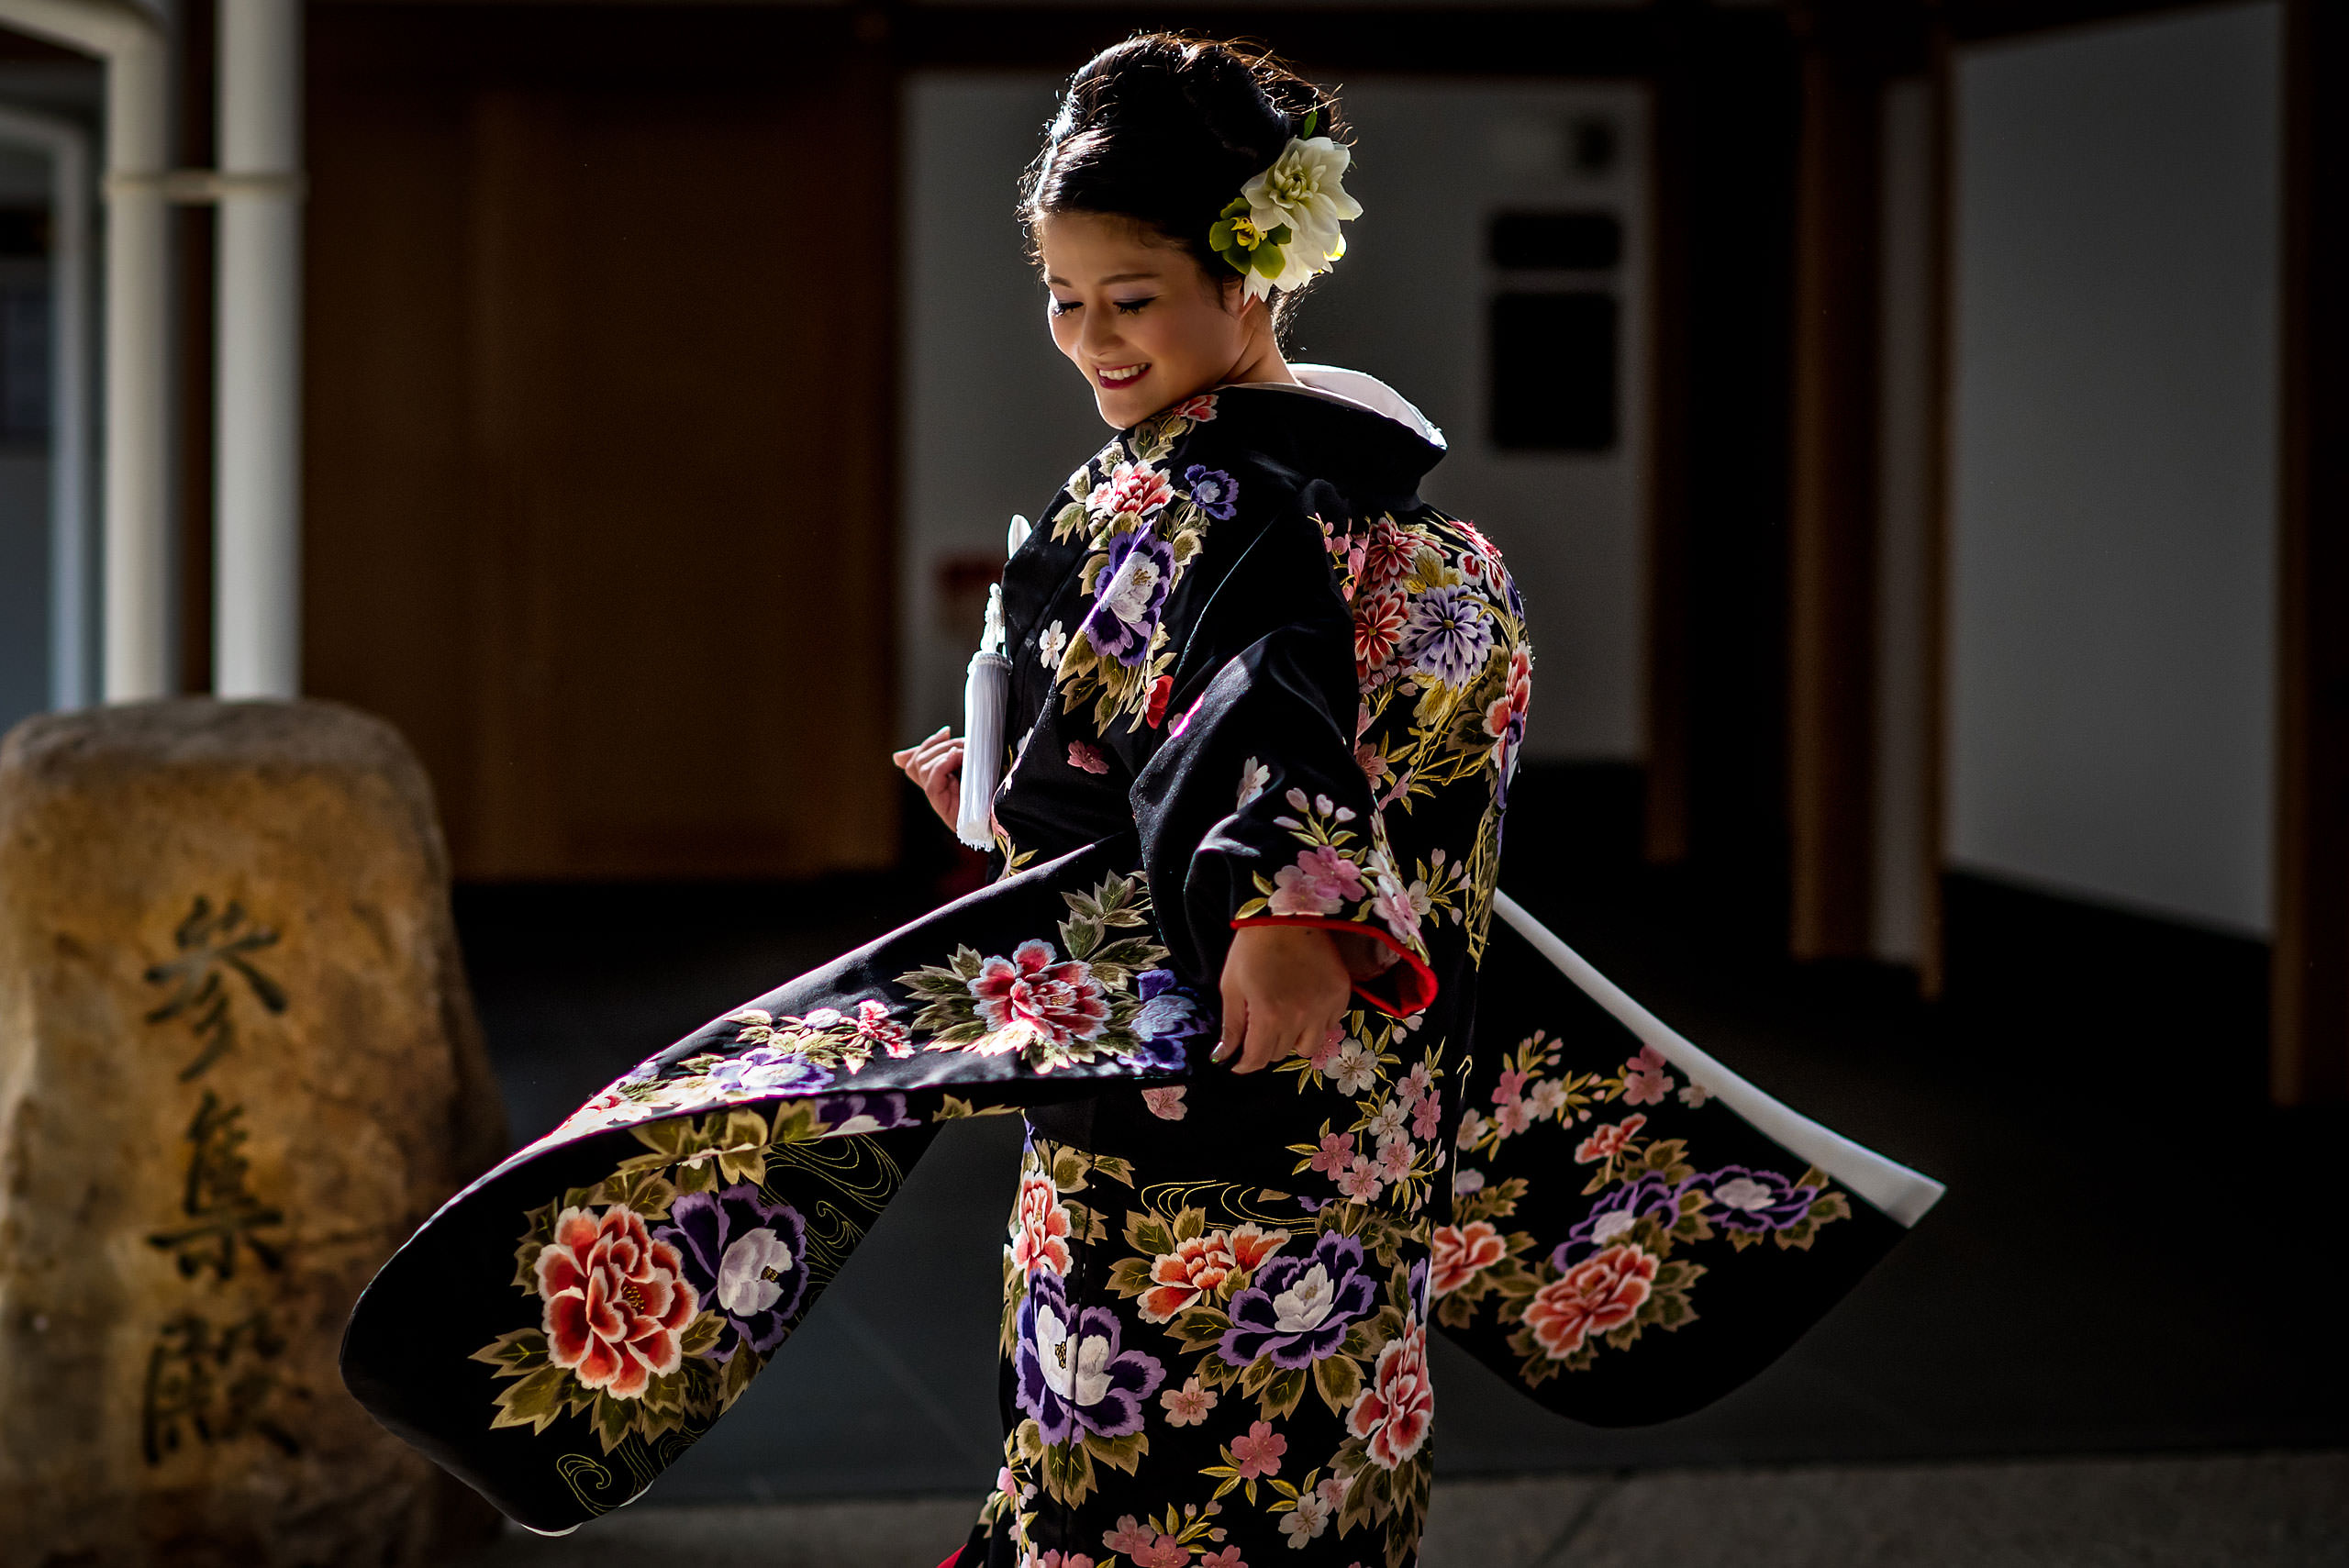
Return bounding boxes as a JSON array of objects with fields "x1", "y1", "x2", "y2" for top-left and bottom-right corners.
[{"x1": 955, "y1": 583, "x2": 1011, "y2": 850}]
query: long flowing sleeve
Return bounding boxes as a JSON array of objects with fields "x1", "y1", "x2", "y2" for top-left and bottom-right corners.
[
  {"x1": 1123, "y1": 487, "x2": 1437, "y2": 1018},
  {"x1": 996, "y1": 389, "x2": 1446, "y2": 1018}
]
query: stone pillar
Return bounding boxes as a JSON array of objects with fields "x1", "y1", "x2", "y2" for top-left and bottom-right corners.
[{"x1": 0, "y1": 699, "x2": 507, "y2": 1565}]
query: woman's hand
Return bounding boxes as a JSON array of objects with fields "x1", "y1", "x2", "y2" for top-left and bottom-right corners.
[
  {"x1": 892, "y1": 727, "x2": 964, "y2": 830},
  {"x1": 1215, "y1": 924, "x2": 1355, "y2": 1074}
]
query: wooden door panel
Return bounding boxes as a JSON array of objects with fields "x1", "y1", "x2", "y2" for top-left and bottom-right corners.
[{"x1": 307, "y1": 10, "x2": 897, "y2": 880}]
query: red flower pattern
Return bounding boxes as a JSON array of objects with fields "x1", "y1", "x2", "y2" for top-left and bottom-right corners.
[
  {"x1": 1361, "y1": 518, "x2": 1420, "y2": 590},
  {"x1": 1353, "y1": 589, "x2": 1408, "y2": 675},
  {"x1": 1523, "y1": 1244, "x2": 1658, "y2": 1359},
  {"x1": 1092, "y1": 459, "x2": 1174, "y2": 521},
  {"x1": 1137, "y1": 1225, "x2": 1287, "y2": 1323},
  {"x1": 1346, "y1": 1316, "x2": 1434, "y2": 1468},
  {"x1": 849, "y1": 998, "x2": 912, "y2": 1059},
  {"x1": 1010, "y1": 1171, "x2": 1073, "y2": 1279},
  {"x1": 1230, "y1": 1418, "x2": 1287, "y2": 1479},
  {"x1": 1574, "y1": 1114, "x2": 1648, "y2": 1165},
  {"x1": 968, "y1": 940, "x2": 1109, "y2": 1052},
  {"x1": 1430, "y1": 1220, "x2": 1508, "y2": 1297},
  {"x1": 536, "y1": 1204, "x2": 699, "y2": 1399},
  {"x1": 1484, "y1": 645, "x2": 1532, "y2": 740}
]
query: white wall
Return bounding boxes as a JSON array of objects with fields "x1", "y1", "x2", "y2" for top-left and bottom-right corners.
[
  {"x1": 1949, "y1": 1, "x2": 2280, "y2": 935},
  {"x1": 899, "y1": 73, "x2": 1651, "y2": 763},
  {"x1": 1303, "y1": 81, "x2": 1650, "y2": 762},
  {"x1": 900, "y1": 75, "x2": 1105, "y2": 746}
]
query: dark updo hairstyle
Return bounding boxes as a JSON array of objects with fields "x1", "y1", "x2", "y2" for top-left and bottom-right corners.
[{"x1": 1022, "y1": 33, "x2": 1347, "y2": 331}]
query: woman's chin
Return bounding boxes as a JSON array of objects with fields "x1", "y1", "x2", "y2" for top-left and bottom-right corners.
[
  {"x1": 1094, "y1": 385, "x2": 1150, "y2": 426},
  {"x1": 1095, "y1": 378, "x2": 1205, "y2": 428}
]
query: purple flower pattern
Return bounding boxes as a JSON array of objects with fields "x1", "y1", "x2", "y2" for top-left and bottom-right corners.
[
  {"x1": 1122, "y1": 968, "x2": 1208, "y2": 1071},
  {"x1": 1219, "y1": 1229, "x2": 1378, "y2": 1369},
  {"x1": 1551, "y1": 1170, "x2": 1688, "y2": 1271},
  {"x1": 1698, "y1": 1166, "x2": 1820, "y2": 1234},
  {"x1": 1016, "y1": 1269, "x2": 1167, "y2": 1443},
  {"x1": 814, "y1": 1092, "x2": 915, "y2": 1136},
  {"x1": 1183, "y1": 464, "x2": 1240, "y2": 520},
  {"x1": 1399, "y1": 584, "x2": 1495, "y2": 687},
  {"x1": 706, "y1": 1048, "x2": 832, "y2": 1096},
  {"x1": 1085, "y1": 528, "x2": 1176, "y2": 667},
  {"x1": 657, "y1": 1184, "x2": 807, "y2": 1362}
]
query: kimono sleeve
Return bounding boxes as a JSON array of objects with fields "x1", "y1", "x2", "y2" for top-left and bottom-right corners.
[{"x1": 1128, "y1": 491, "x2": 1438, "y2": 1018}]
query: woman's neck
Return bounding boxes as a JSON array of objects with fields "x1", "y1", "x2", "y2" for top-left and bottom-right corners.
[{"x1": 1220, "y1": 325, "x2": 1297, "y2": 388}]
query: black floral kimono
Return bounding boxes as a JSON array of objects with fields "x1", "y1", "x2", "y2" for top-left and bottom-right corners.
[{"x1": 341, "y1": 373, "x2": 1940, "y2": 1568}]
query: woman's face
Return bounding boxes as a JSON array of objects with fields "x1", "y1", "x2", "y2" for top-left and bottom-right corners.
[{"x1": 1038, "y1": 210, "x2": 1263, "y2": 428}]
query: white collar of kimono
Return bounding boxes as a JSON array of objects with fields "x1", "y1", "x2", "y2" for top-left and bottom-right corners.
[{"x1": 1230, "y1": 362, "x2": 1449, "y2": 452}]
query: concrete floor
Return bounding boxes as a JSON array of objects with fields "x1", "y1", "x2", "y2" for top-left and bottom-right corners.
[{"x1": 462, "y1": 1450, "x2": 2349, "y2": 1567}]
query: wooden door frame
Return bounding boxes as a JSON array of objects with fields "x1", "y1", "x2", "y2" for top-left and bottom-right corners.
[{"x1": 2274, "y1": 0, "x2": 2348, "y2": 1103}]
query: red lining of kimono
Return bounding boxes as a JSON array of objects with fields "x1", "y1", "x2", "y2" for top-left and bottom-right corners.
[{"x1": 1229, "y1": 916, "x2": 1440, "y2": 1018}]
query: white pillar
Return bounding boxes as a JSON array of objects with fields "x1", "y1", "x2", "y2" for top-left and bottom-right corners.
[
  {"x1": 102, "y1": 31, "x2": 173, "y2": 702},
  {"x1": 213, "y1": 0, "x2": 301, "y2": 698},
  {"x1": 0, "y1": 0, "x2": 176, "y2": 704},
  {"x1": 47, "y1": 121, "x2": 90, "y2": 711}
]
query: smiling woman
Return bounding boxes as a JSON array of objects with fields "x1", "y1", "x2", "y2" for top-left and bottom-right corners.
[
  {"x1": 1021, "y1": 35, "x2": 1354, "y2": 428},
  {"x1": 1037, "y1": 211, "x2": 1288, "y2": 428}
]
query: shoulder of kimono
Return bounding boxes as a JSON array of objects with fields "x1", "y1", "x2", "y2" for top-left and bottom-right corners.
[
  {"x1": 1157, "y1": 417, "x2": 1304, "y2": 498},
  {"x1": 1413, "y1": 505, "x2": 1524, "y2": 593}
]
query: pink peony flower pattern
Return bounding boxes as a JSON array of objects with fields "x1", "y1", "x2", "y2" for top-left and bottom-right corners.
[
  {"x1": 1346, "y1": 1316, "x2": 1434, "y2": 1469},
  {"x1": 1430, "y1": 1220, "x2": 1508, "y2": 1297},
  {"x1": 1091, "y1": 458, "x2": 1174, "y2": 521},
  {"x1": 1523, "y1": 1244, "x2": 1659, "y2": 1359},
  {"x1": 1010, "y1": 1171, "x2": 1073, "y2": 1280},
  {"x1": 536, "y1": 1205, "x2": 698, "y2": 1399},
  {"x1": 968, "y1": 940, "x2": 1110, "y2": 1054}
]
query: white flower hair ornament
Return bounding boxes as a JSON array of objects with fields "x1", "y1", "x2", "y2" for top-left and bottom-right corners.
[{"x1": 1208, "y1": 110, "x2": 1364, "y2": 302}]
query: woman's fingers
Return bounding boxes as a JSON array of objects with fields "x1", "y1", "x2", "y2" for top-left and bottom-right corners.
[
  {"x1": 1216, "y1": 925, "x2": 1354, "y2": 1074},
  {"x1": 907, "y1": 736, "x2": 957, "y2": 776},
  {"x1": 914, "y1": 737, "x2": 962, "y2": 781},
  {"x1": 917, "y1": 740, "x2": 963, "y2": 827},
  {"x1": 1214, "y1": 977, "x2": 1246, "y2": 1063},
  {"x1": 893, "y1": 731, "x2": 964, "y2": 828},
  {"x1": 892, "y1": 727, "x2": 954, "y2": 773},
  {"x1": 1235, "y1": 1004, "x2": 1308, "y2": 1074}
]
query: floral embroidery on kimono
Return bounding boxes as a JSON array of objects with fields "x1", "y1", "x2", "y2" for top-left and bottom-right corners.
[
  {"x1": 978, "y1": 1138, "x2": 1437, "y2": 1567},
  {"x1": 338, "y1": 380, "x2": 1924, "y2": 1550}
]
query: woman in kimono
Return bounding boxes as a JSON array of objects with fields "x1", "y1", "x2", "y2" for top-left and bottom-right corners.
[
  {"x1": 340, "y1": 31, "x2": 1937, "y2": 1568},
  {"x1": 892, "y1": 35, "x2": 1524, "y2": 1564}
]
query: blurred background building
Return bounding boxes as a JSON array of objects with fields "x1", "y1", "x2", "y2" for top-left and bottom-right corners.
[
  {"x1": 0, "y1": 0, "x2": 2332, "y2": 1059},
  {"x1": 0, "y1": 0, "x2": 2340, "y2": 1540}
]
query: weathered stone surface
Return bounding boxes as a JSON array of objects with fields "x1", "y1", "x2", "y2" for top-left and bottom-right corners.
[{"x1": 0, "y1": 698, "x2": 507, "y2": 1566}]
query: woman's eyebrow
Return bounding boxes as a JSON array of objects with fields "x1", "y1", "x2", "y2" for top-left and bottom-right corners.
[{"x1": 1043, "y1": 271, "x2": 1164, "y2": 287}]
